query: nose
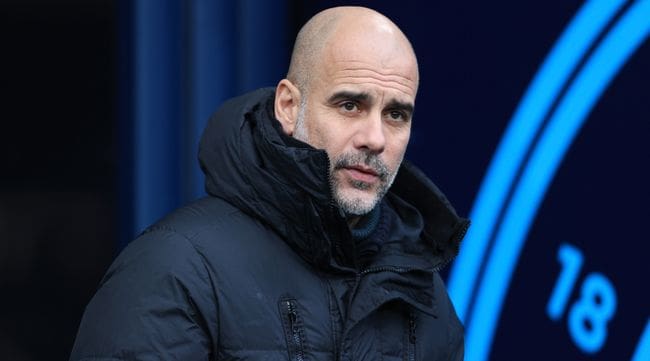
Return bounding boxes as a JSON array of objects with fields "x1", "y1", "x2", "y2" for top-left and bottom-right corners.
[{"x1": 353, "y1": 111, "x2": 386, "y2": 153}]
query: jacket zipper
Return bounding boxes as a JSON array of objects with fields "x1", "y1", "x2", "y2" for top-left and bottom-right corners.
[
  {"x1": 358, "y1": 266, "x2": 421, "y2": 361},
  {"x1": 406, "y1": 311, "x2": 417, "y2": 361},
  {"x1": 360, "y1": 266, "x2": 417, "y2": 276},
  {"x1": 283, "y1": 299, "x2": 306, "y2": 361},
  {"x1": 358, "y1": 219, "x2": 471, "y2": 276}
]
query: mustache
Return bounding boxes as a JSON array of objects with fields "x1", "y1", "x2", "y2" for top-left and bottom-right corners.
[{"x1": 332, "y1": 152, "x2": 389, "y2": 181}]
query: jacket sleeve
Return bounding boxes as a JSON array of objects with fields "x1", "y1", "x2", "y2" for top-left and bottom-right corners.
[
  {"x1": 448, "y1": 329, "x2": 464, "y2": 361},
  {"x1": 445, "y1": 283, "x2": 465, "y2": 361},
  {"x1": 70, "y1": 228, "x2": 219, "y2": 361},
  {"x1": 430, "y1": 272, "x2": 465, "y2": 361}
]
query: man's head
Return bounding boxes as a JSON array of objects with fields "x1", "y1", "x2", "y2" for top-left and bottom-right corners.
[{"x1": 274, "y1": 6, "x2": 419, "y2": 217}]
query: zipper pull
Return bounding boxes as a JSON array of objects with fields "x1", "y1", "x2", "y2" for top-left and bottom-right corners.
[{"x1": 287, "y1": 300, "x2": 297, "y2": 324}]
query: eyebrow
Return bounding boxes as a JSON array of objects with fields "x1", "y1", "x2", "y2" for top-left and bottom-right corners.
[
  {"x1": 385, "y1": 99, "x2": 414, "y2": 116},
  {"x1": 327, "y1": 90, "x2": 415, "y2": 115},
  {"x1": 327, "y1": 90, "x2": 371, "y2": 104}
]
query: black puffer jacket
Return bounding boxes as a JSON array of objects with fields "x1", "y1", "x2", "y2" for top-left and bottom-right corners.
[{"x1": 70, "y1": 88, "x2": 470, "y2": 361}]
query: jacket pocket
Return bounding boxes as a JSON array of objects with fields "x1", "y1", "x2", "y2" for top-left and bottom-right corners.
[{"x1": 279, "y1": 297, "x2": 307, "y2": 361}]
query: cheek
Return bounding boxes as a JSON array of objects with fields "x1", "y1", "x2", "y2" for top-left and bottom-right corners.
[
  {"x1": 386, "y1": 130, "x2": 411, "y2": 164},
  {"x1": 304, "y1": 109, "x2": 347, "y2": 154},
  {"x1": 313, "y1": 128, "x2": 347, "y2": 161}
]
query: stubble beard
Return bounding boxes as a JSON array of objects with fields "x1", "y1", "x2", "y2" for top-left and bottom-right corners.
[
  {"x1": 329, "y1": 152, "x2": 401, "y2": 215},
  {"x1": 293, "y1": 99, "x2": 402, "y2": 216}
]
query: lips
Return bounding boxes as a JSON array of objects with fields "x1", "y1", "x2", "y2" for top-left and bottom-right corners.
[{"x1": 343, "y1": 165, "x2": 379, "y2": 183}]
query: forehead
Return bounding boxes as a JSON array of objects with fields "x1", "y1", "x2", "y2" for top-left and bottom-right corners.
[
  {"x1": 315, "y1": 28, "x2": 419, "y2": 102},
  {"x1": 322, "y1": 60, "x2": 417, "y2": 101}
]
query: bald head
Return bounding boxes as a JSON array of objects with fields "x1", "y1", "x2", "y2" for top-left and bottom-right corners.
[
  {"x1": 286, "y1": 6, "x2": 419, "y2": 95},
  {"x1": 274, "y1": 7, "x2": 419, "y2": 218}
]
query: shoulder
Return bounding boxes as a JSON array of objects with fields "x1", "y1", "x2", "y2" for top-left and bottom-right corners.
[
  {"x1": 72, "y1": 212, "x2": 221, "y2": 360},
  {"x1": 140, "y1": 196, "x2": 271, "y2": 253},
  {"x1": 145, "y1": 196, "x2": 250, "y2": 237},
  {"x1": 118, "y1": 196, "x2": 291, "y2": 276}
]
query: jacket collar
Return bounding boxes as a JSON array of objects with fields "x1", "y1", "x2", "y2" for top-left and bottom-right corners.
[{"x1": 198, "y1": 88, "x2": 469, "y2": 276}]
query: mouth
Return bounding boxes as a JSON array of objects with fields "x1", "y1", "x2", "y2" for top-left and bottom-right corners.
[{"x1": 342, "y1": 165, "x2": 380, "y2": 183}]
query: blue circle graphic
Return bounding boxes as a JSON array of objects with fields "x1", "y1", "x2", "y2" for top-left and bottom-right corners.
[{"x1": 446, "y1": 1, "x2": 650, "y2": 360}]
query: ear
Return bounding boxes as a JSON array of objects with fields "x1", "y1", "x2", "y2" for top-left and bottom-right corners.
[{"x1": 274, "y1": 79, "x2": 302, "y2": 136}]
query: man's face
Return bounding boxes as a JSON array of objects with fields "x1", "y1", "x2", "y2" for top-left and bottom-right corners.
[{"x1": 293, "y1": 42, "x2": 418, "y2": 215}]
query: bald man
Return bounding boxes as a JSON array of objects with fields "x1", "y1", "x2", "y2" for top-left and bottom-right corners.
[{"x1": 71, "y1": 6, "x2": 469, "y2": 361}]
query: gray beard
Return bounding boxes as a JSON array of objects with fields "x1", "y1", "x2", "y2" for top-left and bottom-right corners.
[
  {"x1": 329, "y1": 151, "x2": 395, "y2": 215},
  {"x1": 293, "y1": 100, "x2": 402, "y2": 216}
]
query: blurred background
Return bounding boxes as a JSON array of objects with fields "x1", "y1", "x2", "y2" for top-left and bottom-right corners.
[{"x1": 1, "y1": 0, "x2": 648, "y2": 360}]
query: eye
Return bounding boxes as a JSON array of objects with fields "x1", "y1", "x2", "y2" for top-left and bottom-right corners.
[
  {"x1": 388, "y1": 110, "x2": 407, "y2": 121},
  {"x1": 341, "y1": 101, "x2": 358, "y2": 112}
]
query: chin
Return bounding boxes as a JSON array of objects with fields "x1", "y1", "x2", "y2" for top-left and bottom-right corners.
[{"x1": 335, "y1": 188, "x2": 380, "y2": 215}]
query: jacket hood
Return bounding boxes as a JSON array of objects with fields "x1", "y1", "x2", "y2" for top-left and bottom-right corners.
[{"x1": 198, "y1": 88, "x2": 469, "y2": 272}]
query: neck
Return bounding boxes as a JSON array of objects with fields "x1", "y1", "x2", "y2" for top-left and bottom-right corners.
[
  {"x1": 347, "y1": 205, "x2": 382, "y2": 241},
  {"x1": 347, "y1": 215, "x2": 361, "y2": 228}
]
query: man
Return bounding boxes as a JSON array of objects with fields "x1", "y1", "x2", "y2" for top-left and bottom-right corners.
[{"x1": 71, "y1": 6, "x2": 469, "y2": 361}]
